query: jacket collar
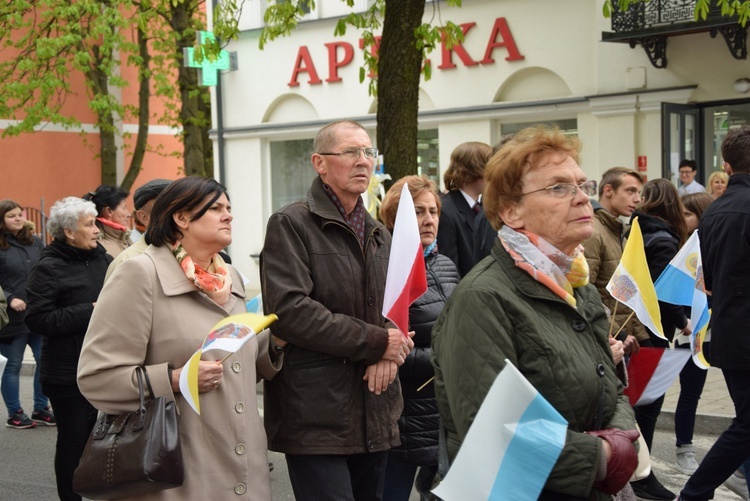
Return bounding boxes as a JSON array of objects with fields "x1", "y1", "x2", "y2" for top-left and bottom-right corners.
[
  {"x1": 307, "y1": 176, "x2": 382, "y2": 239},
  {"x1": 45, "y1": 239, "x2": 107, "y2": 263},
  {"x1": 727, "y1": 173, "x2": 750, "y2": 189},
  {"x1": 594, "y1": 206, "x2": 624, "y2": 238},
  {"x1": 144, "y1": 244, "x2": 245, "y2": 304}
]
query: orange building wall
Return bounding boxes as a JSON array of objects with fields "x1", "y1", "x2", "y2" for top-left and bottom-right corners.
[
  {"x1": 1, "y1": 130, "x2": 184, "y2": 213},
  {"x1": 0, "y1": 9, "x2": 196, "y2": 215}
]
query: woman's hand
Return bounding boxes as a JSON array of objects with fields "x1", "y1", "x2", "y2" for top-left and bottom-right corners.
[
  {"x1": 608, "y1": 337, "x2": 624, "y2": 365},
  {"x1": 9, "y1": 298, "x2": 26, "y2": 312},
  {"x1": 171, "y1": 360, "x2": 224, "y2": 393}
]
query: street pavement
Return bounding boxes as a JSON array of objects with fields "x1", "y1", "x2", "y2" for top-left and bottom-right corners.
[{"x1": 1, "y1": 363, "x2": 743, "y2": 500}]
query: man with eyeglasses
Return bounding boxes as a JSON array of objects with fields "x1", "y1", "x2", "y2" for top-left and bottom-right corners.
[
  {"x1": 677, "y1": 159, "x2": 706, "y2": 196},
  {"x1": 260, "y1": 120, "x2": 413, "y2": 501}
]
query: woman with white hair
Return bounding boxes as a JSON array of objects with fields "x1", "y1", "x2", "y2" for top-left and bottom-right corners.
[{"x1": 26, "y1": 196, "x2": 112, "y2": 501}]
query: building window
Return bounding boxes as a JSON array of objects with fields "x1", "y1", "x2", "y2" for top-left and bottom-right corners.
[
  {"x1": 270, "y1": 139, "x2": 316, "y2": 211},
  {"x1": 500, "y1": 119, "x2": 578, "y2": 137},
  {"x1": 417, "y1": 129, "x2": 440, "y2": 187}
]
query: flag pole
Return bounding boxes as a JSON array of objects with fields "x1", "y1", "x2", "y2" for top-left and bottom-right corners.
[
  {"x1": 611, "y1": 311, "x2": 635, "y2": 340},
  {"x1": 417, "y1": 376, "x2": 434, "y2": 392},
  {"x1": 608, "y1": 302, "x2": 619, "y2": 337}
]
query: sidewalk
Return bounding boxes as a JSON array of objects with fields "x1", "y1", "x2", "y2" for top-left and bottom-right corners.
[{"x1": 658, "y1": 365, "x2": 734, "y2": 435}]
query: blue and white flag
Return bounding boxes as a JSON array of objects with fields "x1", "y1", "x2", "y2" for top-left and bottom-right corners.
[
  {"x1": 432, "y1": 360, "x2": 567, "y2": 501},
  {"x1": 653, "y1": 231, "x2": 711, "y2": 368}
]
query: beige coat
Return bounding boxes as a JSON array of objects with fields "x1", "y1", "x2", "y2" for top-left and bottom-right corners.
[
  {"x1": 78, "y1": 244, "x2": 279, "y2": 501},
  {"x1": 97, "y1": 222, "x2": 132, "y2": 258}
]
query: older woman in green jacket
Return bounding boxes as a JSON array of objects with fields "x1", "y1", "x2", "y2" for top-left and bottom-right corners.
[{"x1": 432, "y1": 126, "x2": 638, "y2": 500}]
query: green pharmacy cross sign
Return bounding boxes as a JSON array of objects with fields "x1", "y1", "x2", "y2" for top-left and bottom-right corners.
[{"x1": 184, "y1": 31, "x2": 231, "y2": 87}]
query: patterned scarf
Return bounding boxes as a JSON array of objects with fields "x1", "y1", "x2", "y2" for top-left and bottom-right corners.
[
  {"x1": 172, "y1": 242, "x2": 232, "y2": 306},
  {"x1": 498, "y1": 225, "x2": 589, "y2": 308}
]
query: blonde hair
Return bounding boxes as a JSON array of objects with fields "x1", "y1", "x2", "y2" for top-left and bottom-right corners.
[{"x1": 707, "y1": 171, "x2": 728, "y2": 197}]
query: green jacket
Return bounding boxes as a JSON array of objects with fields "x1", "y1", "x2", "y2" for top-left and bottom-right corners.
[{"x1": 432, "y1": 240, "x2": 636, "y2": 500}]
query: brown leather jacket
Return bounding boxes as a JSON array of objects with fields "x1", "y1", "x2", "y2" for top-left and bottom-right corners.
[{"x1": 260, "y1": 176, "x2": 402, "y2": 455}]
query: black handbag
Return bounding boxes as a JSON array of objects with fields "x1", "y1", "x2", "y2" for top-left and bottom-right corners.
[{"x1": 73, "y1": 366, "x2": 184, "y2": 499}]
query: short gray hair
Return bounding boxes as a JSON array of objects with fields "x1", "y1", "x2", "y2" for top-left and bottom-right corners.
[{"x1": 47, "y1": 197, "x2": 98, "y2": 241}]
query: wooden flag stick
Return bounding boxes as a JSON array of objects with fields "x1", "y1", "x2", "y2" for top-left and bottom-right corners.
[
  {"x1": 611, "y1": 311, "x2": 635, "y2": 340},
  {"x1": 417, "y1": 376, "x2": 435, "y2": 392},
  {"x1": 608, "y1": 302, "x2": 619, "y2": 337}
]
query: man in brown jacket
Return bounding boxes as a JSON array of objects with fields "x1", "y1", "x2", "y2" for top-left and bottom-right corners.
[
  {"x1": 260, "y1": 120, "x2": 413, "y2": 501},
  {"x1": 583, "y1": 167, "x2": 647, "y2": 350}
]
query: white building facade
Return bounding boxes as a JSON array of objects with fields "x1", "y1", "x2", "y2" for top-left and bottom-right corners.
[{"x1": 209, "y1": 0, "x2": 750, "y2": 289}]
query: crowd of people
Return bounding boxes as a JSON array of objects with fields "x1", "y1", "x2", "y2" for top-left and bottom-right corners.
[{"x1": 0, "y1": 120, "x2": 748, "y2": 501}]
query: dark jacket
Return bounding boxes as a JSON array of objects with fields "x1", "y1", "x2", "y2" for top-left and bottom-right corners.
[
  {"x1": 0, "y1": 286, "x2": 7, "y2": 329},
  {"x1": 260, "y1": 176, "x2": 402, "y2": 455},
  {"x1": 630, "y1": 212, "x2": 688, "y2": 343},
  {"x1": 391, "y1": 251, "x2": 459, "y2": 466},
  {"x1": 472, "y1": 208, "x2": 497, "y2": 264},
  {"x1": 432, "y1": 240, "x2": 636, "y2": 500},
  {"x1": 699, "y1": 173, "x2": 750, "y2": 370},
  {"x1": 25, "y1": 240, "x2": 111, "y2": 395},
  {"x1": 0, "y1": 233, "x2": 44, "y2": 339},
  {"x1": 438, "y1": 190, "x2": 477, "y2": 277}
]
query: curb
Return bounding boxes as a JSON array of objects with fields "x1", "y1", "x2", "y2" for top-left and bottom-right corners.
[{"x1": 652, "y1": 409, "x2": 733, "y2": 437}]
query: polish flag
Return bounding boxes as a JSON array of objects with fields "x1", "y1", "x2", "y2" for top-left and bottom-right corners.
[
  {"x1": 624, "y1": 347, "x2": 691, "y2": 407},
  {"x1": 382, "y1": 183, "x2": 428, "y2": 336}
]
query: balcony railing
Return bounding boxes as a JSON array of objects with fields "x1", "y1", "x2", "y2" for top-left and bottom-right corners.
[{"x1": 602, "y1": 0, "x2": 747, "y2": 68}]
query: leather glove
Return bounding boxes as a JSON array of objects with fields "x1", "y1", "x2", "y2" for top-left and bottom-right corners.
[{"x1": 588, "y1": 428, "x2": 640, "y2": 495}]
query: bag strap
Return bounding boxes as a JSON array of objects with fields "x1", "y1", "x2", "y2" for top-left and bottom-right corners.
[{"x1": 139, "y1": 366, "x2": 156, "y2": 400}]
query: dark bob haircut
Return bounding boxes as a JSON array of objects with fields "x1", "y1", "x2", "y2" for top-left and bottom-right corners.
[
  {"x1": 82, "y1": 184, "x2": 129, "y2": 216},
  {"x1": 145, "y1": 176, "x2": 228, "y2": 247}
]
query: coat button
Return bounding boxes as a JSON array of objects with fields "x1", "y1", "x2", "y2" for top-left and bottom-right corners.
[
  {"x1": 235, "y1": 402, "x2": 245, "y2": 413},
  {"x1": 367, "y1": 440, "x2": 375, "y2": 450},
  {"x1": 235, "y1": 443, "x2": 246, "y2": 455},
  {"x1": 571, "y1": 319, "x2": 586, "y2": 332},
  {"x1": 596, "y1": 363, "x2": 606, "y2": 377},
  {"x1": 234, "y1": 483, "x2": 246, "y2": 495},
  {"x1": 232, "y1": 362, "x2": 242, "y2": 373},
  {"x1": 736, "y1": 288, "x2": 744, "y2": 296},
  {"x1": 367, "y1": 296, "x2": 374, "y2": 306}
]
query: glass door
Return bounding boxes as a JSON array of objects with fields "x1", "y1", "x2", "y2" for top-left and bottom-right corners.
[{"x1": 661, "y1": 102, "x2": 701, "y2": 186}]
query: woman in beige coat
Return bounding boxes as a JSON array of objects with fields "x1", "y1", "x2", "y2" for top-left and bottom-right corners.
[{"x1": 78, "y1": 177, "x2": 282, "y2": 500}]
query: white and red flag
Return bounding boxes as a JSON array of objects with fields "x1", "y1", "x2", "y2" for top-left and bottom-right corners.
[
  {"x1": 624, "y1": 347, "x2": 691, "y2": 407},
  {"x1": 382, "y1": 183, "x2": 427, "y2": 335}
]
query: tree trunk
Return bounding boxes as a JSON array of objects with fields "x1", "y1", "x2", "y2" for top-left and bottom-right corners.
[
  {"x1": 171, "y1": 2, "x2": 209, "y2": 178},
  {"x1": 87, "y1": 45, "x2": 118, "y2": 186},
  {"x1": 376, "y1": 0, "x2": 425, "y2": 183},
  {"x1": 121, "y1": 25, "x2": 151, "y2": 191}
]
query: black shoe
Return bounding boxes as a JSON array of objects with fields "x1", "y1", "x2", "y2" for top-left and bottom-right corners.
[{"x1": 630, "y1": 472, "x2": 676, "y2": 500}]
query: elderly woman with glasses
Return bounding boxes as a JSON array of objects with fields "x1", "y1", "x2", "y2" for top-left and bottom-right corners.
[{"x1": 432, "y1": 126, "x2": 639, "y2": 500}]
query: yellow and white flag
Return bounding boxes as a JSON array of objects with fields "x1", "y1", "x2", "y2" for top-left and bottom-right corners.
[
  {"x1": 179, "y1": 312, "x2": 278, "y2": 415},
  {"x1": 606, "y1": 217, "x2": 666, "y2": 340}
]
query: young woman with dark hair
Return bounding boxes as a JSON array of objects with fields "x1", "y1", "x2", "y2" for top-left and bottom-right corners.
[
  {"x1": 628, "y1": 179, "x2": 691, "y2": 500},
  {"x1": 0, "y1": 200, "x2": 52, "y2": 429}
]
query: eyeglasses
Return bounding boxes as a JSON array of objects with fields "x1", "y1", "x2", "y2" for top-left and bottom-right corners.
[
  {"x1": 522, "y1": 182, "x2": 589, "y2": 199},
  {"x1": 318, "y1": 147, "x2": 379, "y2": 160}
]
